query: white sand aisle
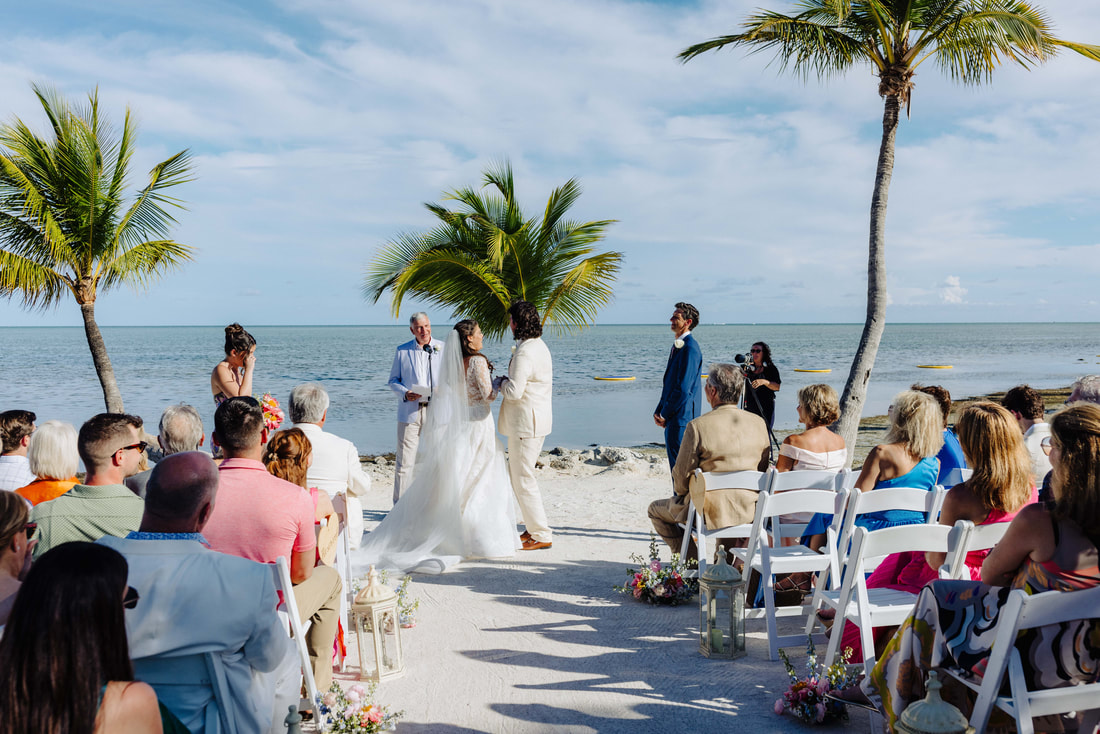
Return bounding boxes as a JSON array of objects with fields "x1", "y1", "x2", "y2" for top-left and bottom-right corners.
[{"x1": 343, "y1": 457, "x2": 865, "y2": 733}]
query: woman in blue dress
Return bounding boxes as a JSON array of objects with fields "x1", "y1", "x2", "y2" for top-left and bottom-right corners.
[{"x1": 802, "y1": 390, "x2": 943, "y2": 554}]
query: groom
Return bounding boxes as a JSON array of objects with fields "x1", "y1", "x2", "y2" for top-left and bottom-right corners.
[
  {"x1": 497, "y1": 300, "x2": 554, "y2": 550},
  {"x1": 654, "y1": 302, "x2": 703, "y2": 469}
]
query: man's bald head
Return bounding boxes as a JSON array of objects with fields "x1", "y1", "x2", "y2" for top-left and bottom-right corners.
[{"x1": 143, "y1": 452, "x2": 219, "y2": 531}]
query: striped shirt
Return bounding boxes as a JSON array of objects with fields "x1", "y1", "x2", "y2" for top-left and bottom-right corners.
[{"x1": 31, "y1": 483, "x2": 144, "y2": 559}]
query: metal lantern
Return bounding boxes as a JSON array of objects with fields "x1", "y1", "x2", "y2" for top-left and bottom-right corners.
[
  {"x1": 698, "y1": 550, "x2": 746, "y2": 659},
  {"x1": 896, "y1": 671, "x2": 974, "y2": 734},
  {"x1": 351, "y1": 565, "x2": 405, "y2": 682}
]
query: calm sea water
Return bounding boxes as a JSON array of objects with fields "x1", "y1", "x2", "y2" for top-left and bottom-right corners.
[{"x1": 1, "y1": 323, "x2": 1097, "y2": 454}]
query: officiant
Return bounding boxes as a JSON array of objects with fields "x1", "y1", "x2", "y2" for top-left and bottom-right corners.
[{"x1": 388, "y1": 312, "x2": 444, "y2": 504}]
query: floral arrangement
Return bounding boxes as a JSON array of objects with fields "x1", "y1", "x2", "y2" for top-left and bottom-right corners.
[
  {"x1": 258, "y1": 392, "x2": 284, "y2": 432},
  {"x1": 614, "y1": 534, "x2": 698, "y2": 605},
  {"x1": 396, "y1": 575, "x2": 420, "y2": 628},
  {"x1": 317, "y1": 682, "x2": 403, "y2": 733},
  {"x1": 774, "y1": 637, "x2": 861, "y2": 724}
]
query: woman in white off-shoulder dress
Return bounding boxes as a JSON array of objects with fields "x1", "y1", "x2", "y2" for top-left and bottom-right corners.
[{"x1": 355, "y1": 319, "x2": 519, "y2": 574}]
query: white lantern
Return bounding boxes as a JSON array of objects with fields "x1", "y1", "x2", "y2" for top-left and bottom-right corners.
[
  {"x1": 896, "y1": 671, "x2": 974, "y2": 734},
  {"x1": 352, "y1": 565, "x2": 405, "y2": 682},
  {"x1": 698, "y1": 551, "x2": 746, "y2": 659}
]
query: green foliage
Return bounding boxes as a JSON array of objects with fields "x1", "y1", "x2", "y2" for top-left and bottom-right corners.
[
  {"x1": 364, "y1": 161, "x2": 621, "y2": 339},
  {"x1": 0, "y1": 84, "x2": 195, "y2": 309}
]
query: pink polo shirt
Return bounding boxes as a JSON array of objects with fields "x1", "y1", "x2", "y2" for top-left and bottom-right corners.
[{"x1": 204, "y1": 458, "x2": 316, "y2": 564}]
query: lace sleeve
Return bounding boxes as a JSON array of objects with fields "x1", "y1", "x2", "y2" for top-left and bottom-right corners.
[{"x1": 466, "y1": 356, "x2": 495, "y2": 404}]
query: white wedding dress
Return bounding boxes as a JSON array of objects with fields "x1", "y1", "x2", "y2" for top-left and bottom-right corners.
[{"x1": 354, "y1": 330, "x2": 519, "y2": 574}]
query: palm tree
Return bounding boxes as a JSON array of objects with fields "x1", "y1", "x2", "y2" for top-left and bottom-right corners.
[
  {"x1": 365, "y1": 161, "x2": 621, "y2": 339},
  {"x1": 679, "y1": 1, "x2": 1099, "y2": 453},
  {"x1": 0, "y1": 85, "x2": 194, "y2": 413}
]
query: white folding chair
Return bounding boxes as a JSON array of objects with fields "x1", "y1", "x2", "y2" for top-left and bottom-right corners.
[
  {"x1": 939, "y1": 518, "x2": 1013, "y2": 581},
  {"x1": 941, "y1": 466, "x2": 973, "y2": 487},
  {"x1": 822, "y1": 524, "x2": 954, "y2": 674},
  {"x1": 678, "y1": 469, "x2": 774, "y2": 576},
  {"x1": 766, "y1": 469, "x2": 850, "y2": 547},
  {"x1": 833, "y1": 485, "x2": 947, "y2": 571},
  {"x1": 945, "y1": 584, "x2": 1100, "y2": 734},
  {"x1": 272, "y1": 557, "x2": 324, "y2": 729},
  {"x1": 134, "y1": 652, "x2": 238, "y2": 734},
  {"x1": 732, "y1": 482, "x2": 850, "y2": 660}
]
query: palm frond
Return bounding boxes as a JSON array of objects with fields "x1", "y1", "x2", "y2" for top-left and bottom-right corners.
[
  {"x1": 0, "y1": 250, "x2": 71, "y2": 309},
  {"x1": 98, "y1": 239, "x2": 194, "y2": 292}
]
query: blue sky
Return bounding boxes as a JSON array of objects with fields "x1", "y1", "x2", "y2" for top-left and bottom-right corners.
[{"x1": 2, "y1": 0, "x2": 1099, "y2": 327}]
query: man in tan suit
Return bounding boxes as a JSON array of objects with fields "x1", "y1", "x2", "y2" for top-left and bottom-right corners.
[
  {"x1": 496, "y1": 301, "x2": 554, "y2": 550},
  {"x1": 648, "y1": 363, "x2": 769, "y2": 557}
]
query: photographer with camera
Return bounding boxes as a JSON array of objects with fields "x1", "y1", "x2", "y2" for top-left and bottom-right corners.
[{"x1": 738, "y1": 341, "x2": 781, "y2": 430}]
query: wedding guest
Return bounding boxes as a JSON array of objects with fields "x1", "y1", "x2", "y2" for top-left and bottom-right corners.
[
  {"x1": 125, "y1": 404, "x2": 206, "y2": 498},
  {"x1": 31, "y1": 413, "x2": 146, "y2": 559},
  {"x1": 912, "y1": 383, "x2": 966, "y2": 483},
  {"x1": 775, "y1": 384, "x2": 847, "y2": 473},
  {"x1": 16, "y1": 420, "x2": 79, "y2": 505},
  {"x1": 211, "y1": 323, "x2": 256, "y2": 407},
  {"x1": 499, "y1": 300, "x2": 555, "y2": 550},
  {"x1": 389, "y1": 312, "x2": 444, "y2": 504},
  {"x1": 654, "y1": 302, "x2": 703, "y2": 469},
  {"x1": 203, "y1": 397, "x2": 341, "y2": 693},
  {"x1": 263, "y1": 428, "x2": 339, "y2": 565},
  {"x1": 802, "y1": 390, "x2": 942, "y2": 553},
  {"x1": 0, "y1": 542, "x2": 164, "y2": 733},
  {"x1": 743, "y1": 341, "x2": 781, "y2": 430},
  {"x1": 0, "y1": 491, "x2": 34, "y2": 625},
  {"x1": 1001, "y1": 384, "x2": 1051, "y2": 484},
  {"x1": 648, "y1": 363, "x2": 769, "y2": 558},
  {"x1": 1068, "y1": 374, "x2": 1100, "y2": 404},
  {"x1": 99, "y1": 452, "x2": 289, "y2": 734},
  {"x1": 0, "y1": 409, "x2": 37, "y2": 491},
  {"x1": 841, "y1": 403, "x2": 1100, "y2": 731},
  {"x1": 289, "y1": 383, "x2": 371, "y2": 550}
]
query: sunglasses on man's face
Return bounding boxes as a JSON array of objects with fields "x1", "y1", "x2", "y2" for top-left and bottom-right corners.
[
  {"x1": 118, "y1": 441, "x2": 149, "y2": 454},
  {"x1": 123, "y1": 586, "x2": 140, "y2": 610},
  {"x1": 23, "y1": 522, "x2": 36, "y2": 540}
]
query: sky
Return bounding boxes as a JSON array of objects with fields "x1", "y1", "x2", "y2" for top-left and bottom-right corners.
[{"x1": 2, "y1": 0, "x2": 1099, "y2": 328}]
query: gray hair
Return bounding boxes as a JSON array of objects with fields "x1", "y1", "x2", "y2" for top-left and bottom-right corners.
[
  {"x1": 1070, "y1": 375, "x2": 1100, "y2": 405},
  {"x1": 158, "y1": 404, "x2": 204, "y2": 455},
  {"x1": 706, "y1": 363, "x2": 744, "y2": 405},
  {"x1": 289, "y1": 383, "x2": 330, "y2": 424},
  {"x1": 409, "y1": 312, "x2": 429, "y2": 325},
  {"x1": 27, "y1": 420, "x2": 79, "y2": 481}
]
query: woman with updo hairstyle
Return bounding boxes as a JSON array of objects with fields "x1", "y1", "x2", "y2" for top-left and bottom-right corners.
[
  {"x1": 0, "y1": 491, "x2": 33, "y2": 625},
  {"x1": 776, "y1": 384, "x2": 847, "y2": 473},
  {"x1": 211, "y1": 323, "x2": 256, "y2": 407},
  {"x1": 16, "y1": 419, "x2": 80, "y2": 505},
  {"x1": 264, "y1": 428, "x2": 337, "y2": 565},
  {"x1": 0, "y1": 542, "x2": 164, "y2": 733}
]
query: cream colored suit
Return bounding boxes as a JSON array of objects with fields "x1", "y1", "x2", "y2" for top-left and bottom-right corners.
[
  {"x1": 499, "y1": 337, "x2": 553, "y2": 542},
  {"x1": 649, "y1": 403, "x2": 769, "y2": 554}
]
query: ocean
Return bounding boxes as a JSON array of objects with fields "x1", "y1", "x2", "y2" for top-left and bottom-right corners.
[{"x1": 1, "y1": 323, "x2": 1097, "y2": 455}]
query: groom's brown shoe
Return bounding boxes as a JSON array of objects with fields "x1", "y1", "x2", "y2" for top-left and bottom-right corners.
[
  {"x1": 520, "y1": 531, "x2": 532, "y2": 542},
  {"x1": 521, "y1": 537, "x2": 552, "y2": 550}
]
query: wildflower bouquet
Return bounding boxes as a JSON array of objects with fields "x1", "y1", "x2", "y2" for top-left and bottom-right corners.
[
  {"x1": 774, "y1": 637, "x2": 861, "y2": 724},
  {"x1": 614, "y1": 534, "x2": 698, "y2": 605},
  {"x1": 258, "y1": 392, "x2": 284, "y2": 432},
  {"x1": 317, "y1": 682, "x2": 403, "y2": 733}
]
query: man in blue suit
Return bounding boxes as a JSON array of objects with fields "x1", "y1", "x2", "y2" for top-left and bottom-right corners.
[{"x1": 654, "y1": 302, "x2": 703, "y2": 469}]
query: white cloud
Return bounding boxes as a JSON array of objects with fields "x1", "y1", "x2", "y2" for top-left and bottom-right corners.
[{"x1": 938, "y1": 276, "x2": 968, "y2": 304}]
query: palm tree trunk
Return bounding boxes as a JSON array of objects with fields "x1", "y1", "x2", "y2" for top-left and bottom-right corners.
[
  {"x1": 79, "y1": 300, "x2": 125, "y2": 413},
  {"x1": 836, "y1": 94, "x2": 900, "y2": 462}
]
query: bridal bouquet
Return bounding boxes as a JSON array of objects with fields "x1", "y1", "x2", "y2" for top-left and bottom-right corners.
[
  {"x1": 774, "y1": 637, "x2": 860, "y2": 725},
  {"x1": 615, "y1": 534, "x2": 698, "y2": 605},
  {"x1": 258, "y1": 392, "x2": 284, "y2": 432},
  {"x1": 317, "y1": 682, "x2": 403, "y2": 733}
]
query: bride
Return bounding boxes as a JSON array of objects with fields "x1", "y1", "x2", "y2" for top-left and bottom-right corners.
[{"x1": 355, "y1": 319, "x2": 519, "y2": 573}]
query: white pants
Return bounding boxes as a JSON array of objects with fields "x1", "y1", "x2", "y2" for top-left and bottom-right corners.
[
  {"x1": 394, "y1": 409, "x2": 424, "y2": 504},
  {"x1": 506, "y1": 435, "x2": 551, "y2": 543}
]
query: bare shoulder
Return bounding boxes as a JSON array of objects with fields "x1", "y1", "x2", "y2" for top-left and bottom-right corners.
[
  {"x1": 99, "y1": 681, "x2": 162, "y2": 734},
  {"x1": 942, "y1": 481, "x2": 988, "y2": 523},
  {"x1": 783, "y1": 432, "x2": 805, "y2": 449}
]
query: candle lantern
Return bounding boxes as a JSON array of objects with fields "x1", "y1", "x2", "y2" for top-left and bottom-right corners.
[
  {"x1": 698, "y1": 550, "x2": 746, "y2": 659},
  {"x1": 896, "y1": 671, "x2": 974, "y2": 734},
  {"x1": 351, "y1": 565, "x2": 405, "y2": 682}
]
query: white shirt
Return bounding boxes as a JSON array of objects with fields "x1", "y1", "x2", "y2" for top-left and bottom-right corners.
[
  {"x1": 295, "y1": 423, "x2": 371, "y2": 498},
  {"x1": 1023, "y1": 422, "x2": 1052, "y2": 483},
  {"x1": 0, "y1": 455, "x2": 35, "y2": 491}
]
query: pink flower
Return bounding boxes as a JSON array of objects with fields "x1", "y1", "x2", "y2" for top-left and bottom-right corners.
[
  {"x1": 322, "y1": 692, "x2": 337, "y2": 707},
  {"x1": 815, "y1": 678, "x2": 829, "y2": 696},
  {"x1": 774, "y1": 698, "x2": 785, "y2": 715},
  {"x1": 346, "y1": 688, "x2": 362, "y2": 703},
  {"x1": 649, "y1": 560, "x2": 661, "y2": 572},
  {"x1": 350, "y1": 684, "x2": 367, "y2": 696},
  {"x1": 633, "y1": 588, "x2": 643, "y2": 599},
  {"x1": 365, "y1": 706, "x2": 383, "y2": 723},
  {"x1": 815, "y1": 702, "x2": 826, "y2": 723}
]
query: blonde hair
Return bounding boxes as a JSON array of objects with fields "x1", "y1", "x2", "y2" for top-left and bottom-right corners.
[
  {"x1": 798, "y1": 384, "x2": 839, "y2": 427},
  {"x1": 883, "y1": 391, "x2": 945, "y2": 459},
  {"x1": 1049, "y1": 403, "x2": 1100, "y2": 529},
  {"x1": 27, "y1": 420, "x2": 79, "y2": 481},
  {"x1": 263, "y1": 428, "x2": 312, "y2": 489},
  {"x1": 956, "y1": 403, "x2": 1033, "y2": 513}
]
